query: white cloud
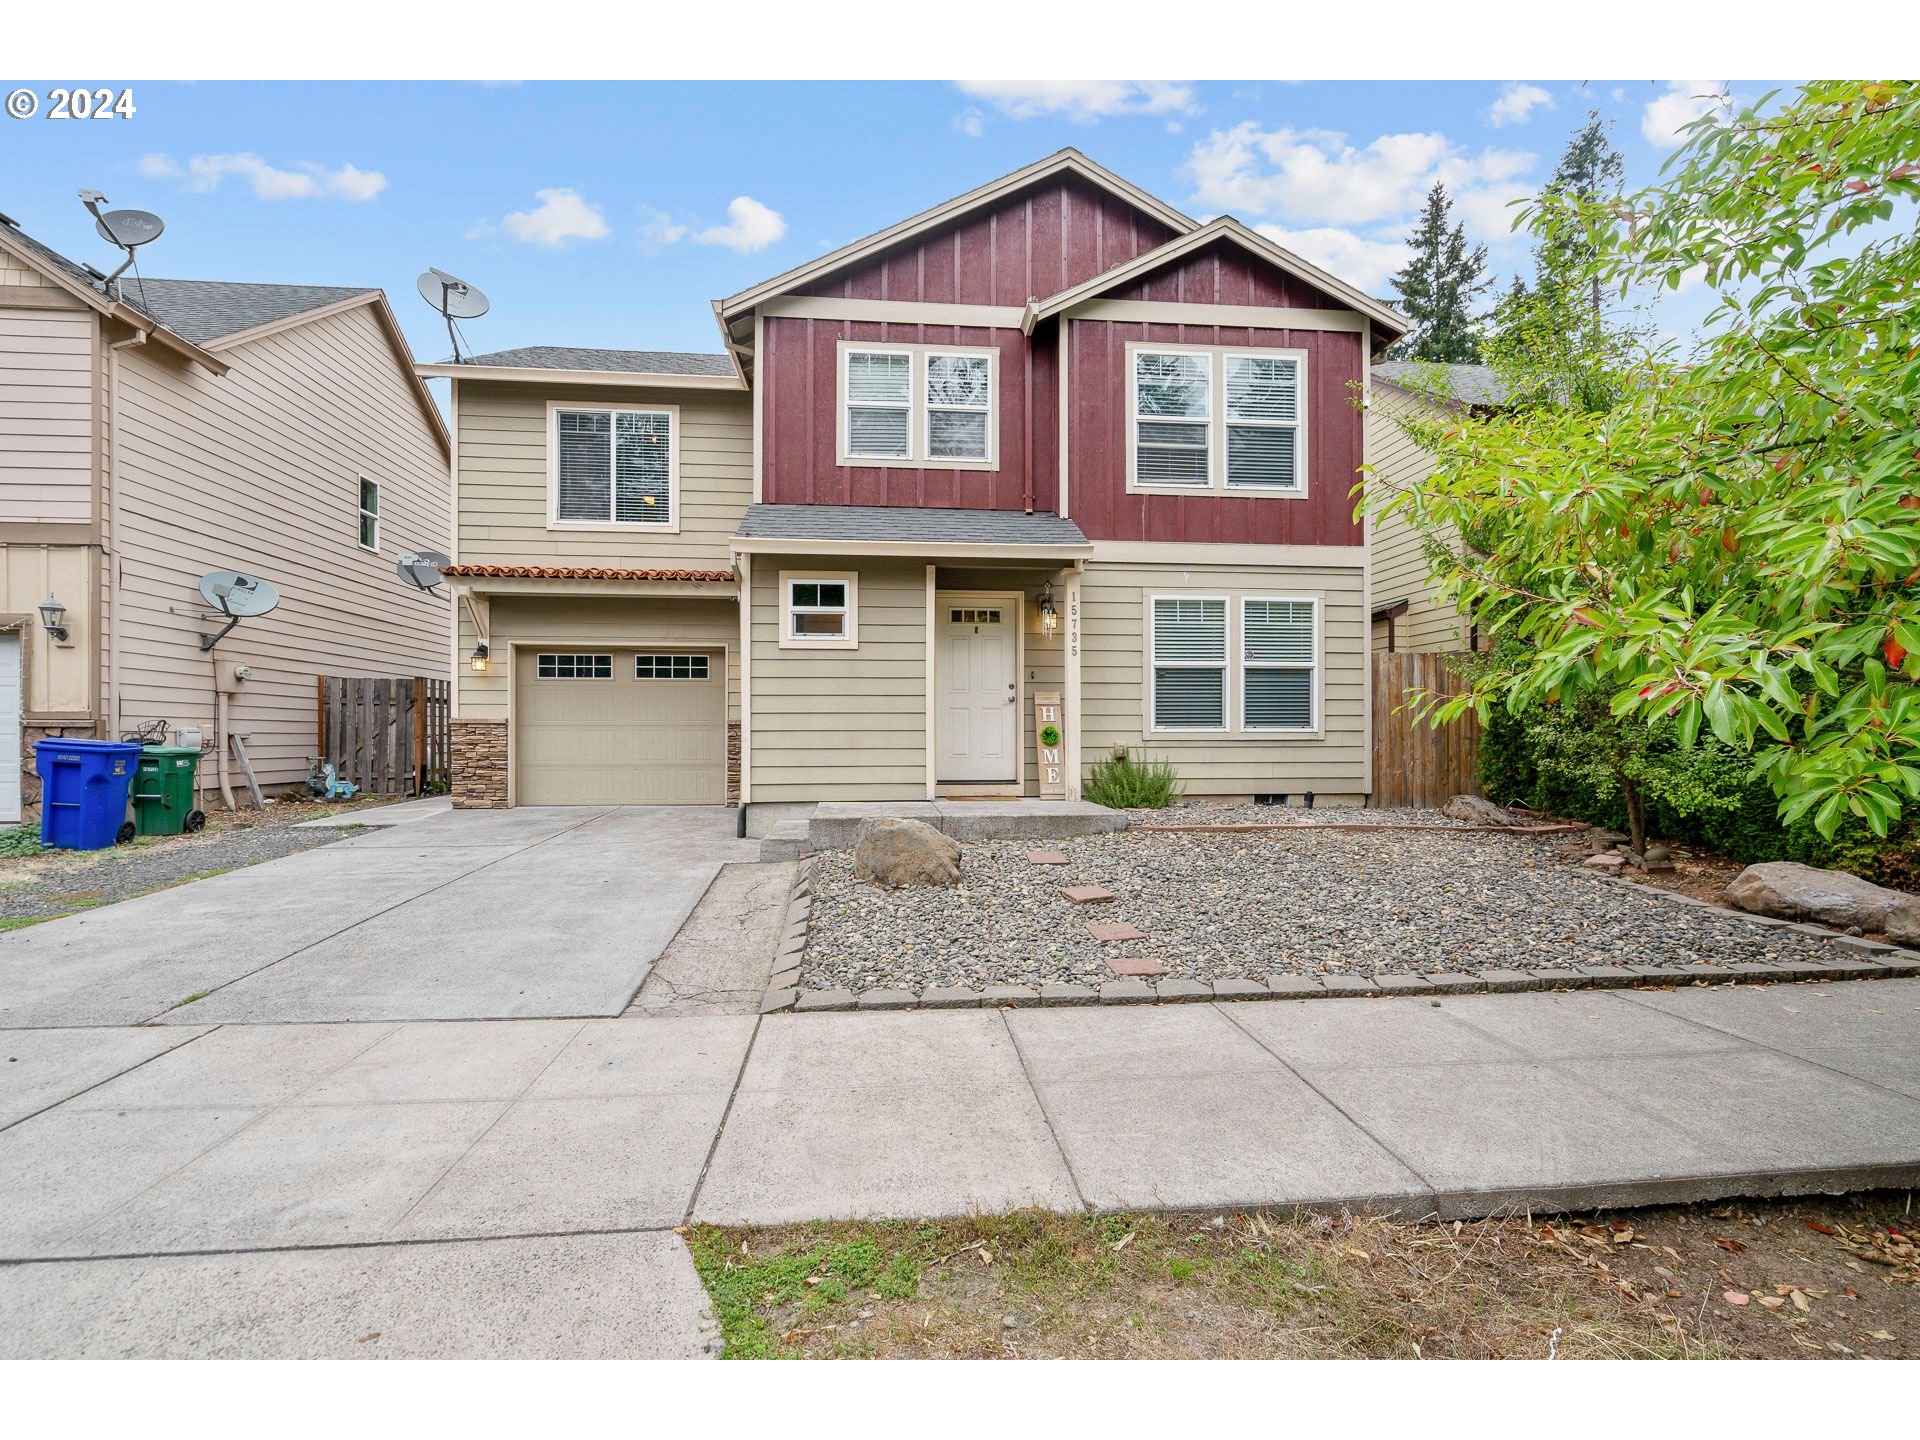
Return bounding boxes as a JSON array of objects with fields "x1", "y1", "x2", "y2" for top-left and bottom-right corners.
[
  {"x1": 1254, "y1": 225, "x2": 1407, "y2": 293},
  {"x1": 138, "y1": 151, "x2": 386, "y2": 202},
  {"x1": 1641, "y1": 81, "x2": 1727, "y2": 149},
  {"x1": 952, "y1": 108, "x2": 985, "y2": 138},
  {"x1": 1488, "y1": 83, "x2": 1554, "y2": 128},
  {"x1": 1186, "y1": 122, "x2": 1533, "y2": 228},
  {"x1": 692, "y1": 196, "x2": 786, "y2": 254},
  {"x1": 954, "y1": 80, "x2": 1197, "y2": 124},
  {"x1": 470, "y1": 187, "x2": 610, "y2": 247},
  {"x1": 636, "y1": 206, "x2": 689, "y2": 248}
]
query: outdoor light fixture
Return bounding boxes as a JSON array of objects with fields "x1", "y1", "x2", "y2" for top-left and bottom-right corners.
[
  {"x1": 1037, "y1": 581, "x2": 1058, "y2": 639},
  {"x1": 37, "y1": 594, "x2": 69, "y2": 643},
  {"x1": 469, "y1": 642, "x2": 489, "y2": 673}
]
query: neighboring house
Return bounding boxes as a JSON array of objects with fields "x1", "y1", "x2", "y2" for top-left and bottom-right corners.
[
  {"x1": 1366, "y1": 361, "x2": 1508, "y2": 654},
  {"x1": 428, "y1": 149, "x2": 1410, "y2": 814},
  {"x1": 0, "y1": 214, "x2": 450, "y2": 820}
]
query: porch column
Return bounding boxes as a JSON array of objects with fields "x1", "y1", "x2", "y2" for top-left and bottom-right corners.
[{"x1": 1062, "y1": 569, "x2": 1082, "y2": 801}]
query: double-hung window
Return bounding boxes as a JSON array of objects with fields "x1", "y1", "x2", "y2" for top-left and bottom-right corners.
[
  {"x1": 357, "y1": 478, "x2": 380, "y2": 551},
  {"x1": 841, "y1": 344, "x2": 995, "y2": 466},
  {"x1": 1149, "y1": 597, "x2": 1228, "y2": 730},
  {"x1": 1242, "y1": 599, "x2": 1317, "y2": 730},
  {"x1": 1129, "y1": 346, "x2": 1308, "y2": 496},
  {"x1": 551, "y1": 405, "x2": 677, "y2": 528}
]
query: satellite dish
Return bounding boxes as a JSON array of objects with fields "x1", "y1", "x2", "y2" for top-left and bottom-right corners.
[
  {"x1": 418, "y1": 268, "x2": 489, "y2": 362},
  {"x1": 200, "y1": 570, "x2": 281, "y2": 617},
  {"x1": 94, "y1": 209, "x2": 165, "y2": 249},
  {"x1": 395, "y1": 550, "x2": 450, "y2": 594}
]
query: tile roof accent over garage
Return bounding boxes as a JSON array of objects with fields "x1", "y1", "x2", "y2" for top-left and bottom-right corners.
[
  {"x1": 114, "y1": 277, "x2": 376, "y2": 345},
  {"x1": 736, "y1": 503, "x2": 1090, "y2": 547},
  {"x1": 440, "y1": 565, "x2": 737, "y2": 581},
  {"x1": 453, "y1": 346, "x2": 737, "y2": 377}
]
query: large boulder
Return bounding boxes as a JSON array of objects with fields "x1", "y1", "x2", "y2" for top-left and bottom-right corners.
[
  {"x1": 851, "y1": 817, "x2": 961, "y2": 888},
  {"x1": 1441, "y1": 794, "x2": 1513, "y2": 825},
  {"x1": 1725, "y1": 860, "x2": 1920, "y2": 937}
]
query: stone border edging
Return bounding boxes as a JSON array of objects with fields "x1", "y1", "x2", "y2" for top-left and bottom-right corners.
[
  {"x1": 1131, "y1": 820, "x2": 1588, "y2": 837},
  {"x1": 761, "y1": 849, "x2": 1920, "y2": 1014}
]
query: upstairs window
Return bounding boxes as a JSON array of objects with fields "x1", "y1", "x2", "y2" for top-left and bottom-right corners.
[
  {"x1": 1150, "y1": 596, "x2": 1228, "y2": 730},
  {"x1": 357, "y1": 477, "x2": 380, "y2": 551},
  {"x1": 551, "y1": 405, "x2": 677, "y2": 528},
  {"x1": 1129, "y1": 346, "x2": 1309, "y2": 497},
  {"x1": 840, "y1": 344, "x2": 996, "y2": 467}
]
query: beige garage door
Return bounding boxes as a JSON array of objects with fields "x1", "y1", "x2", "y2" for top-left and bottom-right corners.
[{"x1": 515, "y1": 648, "x2": 725, "y2": 805}]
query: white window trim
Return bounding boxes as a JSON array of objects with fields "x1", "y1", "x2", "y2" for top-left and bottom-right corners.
[
  {"x1": 778, "y1": 569, "x2": 859, "y2": 651},
  {"x1": 1222, "y1": 349, "x2": 1309, "y2": 496},
  {"x1": 546, "y1": 401, "x2": 682, "y2": 534},
  {"x1": 357, "y1": 476, "x2": 380, "y2": 552},
  {"x1": 1146, "y1": 593, "x2": 1230, "y2": 735},
  {"x1": 1239, "y1": 595, "x2": 1322, "y2": 734},
  {"x1": 1125, "y1": 342, "x2": 1310, "y2": 501},
  {"x1": 1142, "y1": 591, "x2": 1326, "y2": 740},
  {"x1": 836, "y1": 341, "x2": 999, "y2": 471}
]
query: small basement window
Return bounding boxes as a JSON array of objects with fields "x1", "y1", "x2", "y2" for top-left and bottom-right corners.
[
  {"x1": 536, "y1": 653, "x2": 613, "y2": 679},
  {"x1": 779, "y1": 571, "x2": 858, "y2": 650},
  {"x1": 634, "y1": 653, "x2": 710, "y2": 680},
  {"x1": 358, "y1": 478, "x2": 380, "y2": 551}
]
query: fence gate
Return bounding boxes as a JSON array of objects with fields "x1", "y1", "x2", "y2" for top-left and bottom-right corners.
[
  {"x1": 1371, "y1": 651, "x2": 1483, "y2": 809},
  {"x1": 316, "y1": 676, "x2": 450, "y2": 795}
]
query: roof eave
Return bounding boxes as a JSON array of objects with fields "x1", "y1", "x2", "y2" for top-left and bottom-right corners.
[
  {"x1": 414, "y1": 362, "x2": 747, "y2": 391},
  {"x1": 730, "y1": 535, "x2": 1092, "y2": 560}
]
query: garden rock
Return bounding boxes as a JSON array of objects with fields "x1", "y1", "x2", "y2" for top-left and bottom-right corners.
[
  {"x1": 850, "y1": 817, "x2": 961, "y2": 888},
  {"x1": 1442, "y1": 794, "x2": 1512, "y2": 825},
  {"x1": 1725, "y1": 860, "x2": 1920, "y2": 937}
]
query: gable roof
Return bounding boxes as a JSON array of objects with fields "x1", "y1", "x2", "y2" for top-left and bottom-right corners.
[
  {"x1": 716, "y1": 148, "x2": 1196, "y2": 324},
  {"x1": 1022, "y1": 215, "x2": 1409, "y2": 342},
  {"x1": 1372, "y1": 361, "x2": 1508, "y2": 408},
  {"x1": 113, "y1": 277, "x2": 376, "y2": 347}
]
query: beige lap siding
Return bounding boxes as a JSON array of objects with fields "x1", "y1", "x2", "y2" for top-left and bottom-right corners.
[
  {"x1": 1079, "y1": 555, "x2": 1369, "y2": 798},
  {"x1": 748, "y1": 556, "x2": 928, "y2": 803},
  {"x1": 455, "y1": 594, "x2": 740, "y2": 723},
  {"x1": 0, "y1": 306, "x2": 96, "y2": 525},
  {"x1": 1365, "y1": 387, "x2": 1467, "y2": 653}
]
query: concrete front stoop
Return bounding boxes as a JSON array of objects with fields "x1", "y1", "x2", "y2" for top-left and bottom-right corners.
[{"x1": 805, "y1": 799, "x2": 1128, "y2": 851}]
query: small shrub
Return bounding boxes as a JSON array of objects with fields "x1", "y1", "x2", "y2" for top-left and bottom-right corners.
[
  {"x1": 0, "y1": 826, "x2": 45, "y2": 859},
  {"x1": 1084, "y1": 748, "x2": 1182, "y2": 809}
]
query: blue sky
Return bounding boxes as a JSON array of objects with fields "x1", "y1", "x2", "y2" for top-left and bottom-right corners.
[{"x1": 0, "y1": 80, "x2": 1759, "y2": 365}]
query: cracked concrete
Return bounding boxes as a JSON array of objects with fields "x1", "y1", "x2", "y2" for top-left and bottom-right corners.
[{"x1": 626, "y1": 861, "x2": 796, "y2": 1018}]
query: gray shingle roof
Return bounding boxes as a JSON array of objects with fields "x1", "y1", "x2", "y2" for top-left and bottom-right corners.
[
  {"x1": 114, "y1": 277, "x2": 374, "y2": 344},
  {"x1": 456, "y1": 346, "x2": 736, "y2": 377},
  {"x1": 1373, "y1": 361, "x2": 1508, "y2": 407},
  {"x1": 737, "y1": 504, "x2": 1089, "y2": 547}
]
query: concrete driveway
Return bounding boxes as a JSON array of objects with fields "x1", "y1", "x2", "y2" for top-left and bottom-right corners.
[{"x1": 0, "y1": 806, "x2": 759, "y2": 1027}]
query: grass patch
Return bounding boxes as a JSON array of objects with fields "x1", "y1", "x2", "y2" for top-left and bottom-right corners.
[
  {"x1": 689, "y1": 1208, "x2": 1742, "y2": 1360},
  {"x1": 0, "y1": 826, "x2": 46, "y2": 859},
  {"x1": 1083, "y1": 749, "x2": 1182, "y2": 810},
  {"x1": 169, "y1": 990, "x2": 213, "y2": 1010},
  {"x1": 0, "y1": 914, "x2": 58, "y2": 932}
]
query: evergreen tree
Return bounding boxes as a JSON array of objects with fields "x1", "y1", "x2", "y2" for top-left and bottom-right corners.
[
  {"x1": 1541, "y1": 110, "x2": 1626, "y2": 322},
  {"x1": 1388, "y1": 183, "x2": 1492, "y2": 362}
]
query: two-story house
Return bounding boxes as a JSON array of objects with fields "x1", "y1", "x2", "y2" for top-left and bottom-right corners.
[
  {"x1": 0, "y1": 214, "x2": 450, "y2": 820},
  {"x1": 431, "y1": 149, "x2": 1407, "y2": 818}
]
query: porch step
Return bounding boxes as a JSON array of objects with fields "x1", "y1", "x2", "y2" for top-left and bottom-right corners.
[
  {"x1": 757, "y1": 818, "x2": 812, "y2": 862},
  {"x1": 806, "y1": 799, "x2": 1127, "y2": 851}
]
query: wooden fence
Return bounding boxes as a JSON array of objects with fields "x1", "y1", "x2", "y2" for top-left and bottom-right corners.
[
  {"x1": 1371, "y1": 651, "x2": 1482, "y2": 809},
  {"x1": 316, "y1": 676, "x2": 451, "y2": 795}
]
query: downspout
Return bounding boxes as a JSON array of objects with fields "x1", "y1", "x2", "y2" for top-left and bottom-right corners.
[
  {"x1": 216, "y1": 688, "x2": 236, "y2": 811},
  {"x1": 1022, "y1": 328, "x2": 1035, "y2": 513},
  {"x1": 104, "y1": 326, "x2": 149, "y2": 745}
]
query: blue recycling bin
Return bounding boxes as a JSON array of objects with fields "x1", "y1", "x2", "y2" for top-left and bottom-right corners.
[{"x1": 34, "y1": 738, "x2": 142, "y2": 850}]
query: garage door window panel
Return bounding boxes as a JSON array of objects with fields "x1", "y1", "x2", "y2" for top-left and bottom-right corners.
[
  {"x1": 536, "y1": 653, "x2": 613, "y2": 679},
  {"x1": 635, "y1": 654, "x2": 711, "y2": 680}
]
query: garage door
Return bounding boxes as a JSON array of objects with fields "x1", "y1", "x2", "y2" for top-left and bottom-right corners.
[{"x1": 515, "y1": 648, "x2": 725, "y2": 805}]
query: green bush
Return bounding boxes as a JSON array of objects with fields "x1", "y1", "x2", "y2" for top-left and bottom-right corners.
[
  {"x1": 0, "y1": 826, "x2": 45, "y2": 859},
  {"x1": 1083, "y1": 748, "x2": 1182, "y2": 809}
]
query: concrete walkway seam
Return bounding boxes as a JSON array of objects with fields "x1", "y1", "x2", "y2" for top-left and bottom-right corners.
[
  {"x1": 680, "y1": 1013, "x2": 767, "y2": 1228},
  {"x1": 995, "y1": 1009, "x2": 1094, "y2": 1214}
]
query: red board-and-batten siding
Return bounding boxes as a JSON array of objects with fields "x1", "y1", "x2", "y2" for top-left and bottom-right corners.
[{"x1": 759, "y1": 184, "x2": 1367, "y2": 547}]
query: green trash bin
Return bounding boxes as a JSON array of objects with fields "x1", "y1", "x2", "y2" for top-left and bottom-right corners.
[{"x1": 131, "y1": 745, "x2": 207, "y2": 836}]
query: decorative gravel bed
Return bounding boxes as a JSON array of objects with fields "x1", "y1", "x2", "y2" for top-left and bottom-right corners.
[
  {"x1": 1126, "y1": 802, "x2": 1483, "y2": 828},
  {"x1": 798, "y1": 826, "x2": 1843, "y2": 994}
]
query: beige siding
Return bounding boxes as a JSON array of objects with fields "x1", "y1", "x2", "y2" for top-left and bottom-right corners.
[
  {"x1": 1080, "y1": 555, "x2": 1369, "y2": 797},
  {"x1": 749, "y1": 556, "x2": 927, "y2": 803},
  {"x1": 0, "y1": 306, "x2": 95, "y2": 525},
  {"x1": 1366, "y1": 386, "x2": 1466, "y2": 653},
  {"x1": 455, "y1": 382, "x2": 750, "y2": 569},
  {"x1": 110, "y1": 303, "x2": 449, "y2": 787},
  {"x1": 457, "y1": 593, "x2": 739, "y2": 725},
  {"x1": 0, "y1": 542, "x2": 96, "y2": 716}
]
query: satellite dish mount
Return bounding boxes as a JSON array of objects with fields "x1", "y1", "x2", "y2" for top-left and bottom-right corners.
[
  {"x1": 197, "y1": 570, "x2": 282, "y2": 651},
  {"x1": 78, "y1": 189, "x2": 165, "y2": 294},
  {"x1": 395, "y1": 550, "x2": 451, "y2": 598},
  {"x1": 417, "y1": 268, "x2": 490, "y2": 363}
]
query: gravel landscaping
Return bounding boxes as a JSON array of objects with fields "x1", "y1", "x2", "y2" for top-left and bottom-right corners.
[
  {"x1": 799, "y1": 824, "x2": 1842, "y2": 994},
  {"x1": 1126, "y1": 801, "x2": 1486, "y2": 828}
]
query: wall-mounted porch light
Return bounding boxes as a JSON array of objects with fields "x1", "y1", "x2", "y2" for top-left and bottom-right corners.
[
  {"x1": 1036, "y1": 581, "x2": 1058, "y2": 639},
  {"x1": 469, "y1": 642, "x2": 490, "y2": 673},
  {"x1": 37, "y1": 594, "x2": 70, "y2": 644}
]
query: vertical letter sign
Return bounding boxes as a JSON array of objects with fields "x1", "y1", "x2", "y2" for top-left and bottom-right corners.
[{"x1": 1035, "y1": 690, "x2": 1067, "y2": 799}]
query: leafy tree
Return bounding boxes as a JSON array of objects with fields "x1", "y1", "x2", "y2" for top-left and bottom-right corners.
[
  {"x1": 1374, "y1": 81, "x2": 1920, "y2": 843},
  {"x1": 1388, "y1": 183, "x2": 1492, "y2": 363}
]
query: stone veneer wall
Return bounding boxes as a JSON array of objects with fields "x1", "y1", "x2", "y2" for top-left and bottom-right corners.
[
  {"x1": 726, "y1": 722, "x2": 741, "y2": 808},
  {"x1": 450, "y1": 719, "x2": 508, "y2": 809}
]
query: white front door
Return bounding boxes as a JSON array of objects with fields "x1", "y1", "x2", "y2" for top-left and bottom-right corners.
[
  {"x1": 936, "y1": 595, "x2": 1016, "y2": 783},
  {"x1": 0, "y1": 635, "x2": 19, "y2": 823}
]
